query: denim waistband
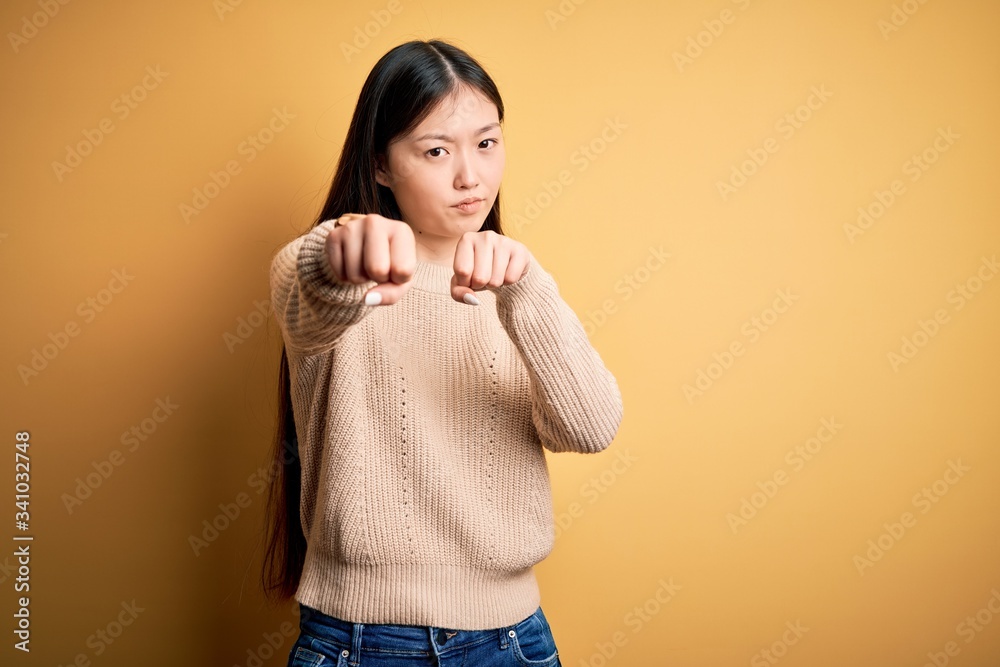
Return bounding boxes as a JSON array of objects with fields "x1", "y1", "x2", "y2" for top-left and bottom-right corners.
[{"x1": 298, "y1": 603, "x2": 525, "y2": 655}]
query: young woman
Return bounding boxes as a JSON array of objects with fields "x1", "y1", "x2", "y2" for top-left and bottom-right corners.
[{"x1": 262, "y1": 38, "x2": 623, "y2": 666}]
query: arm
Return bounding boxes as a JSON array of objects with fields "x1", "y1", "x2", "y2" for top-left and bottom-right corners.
[
  {"x1": 489, "y1": 254, "x2": 624, "y2": 454},
  {"x1": 269, "y1": 219, "x2": 377, "y2": 356}
]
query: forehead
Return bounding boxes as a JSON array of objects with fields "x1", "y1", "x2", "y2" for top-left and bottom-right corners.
[{"x1": 409, "y1": 86, "x2": 498, "y2": 136}]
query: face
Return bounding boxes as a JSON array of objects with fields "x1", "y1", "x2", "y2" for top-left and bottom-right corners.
[{"x1": 375, "y1": 84, "x2": 505, "y2": 240}]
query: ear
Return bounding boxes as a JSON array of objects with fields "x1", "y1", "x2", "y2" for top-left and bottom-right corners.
[{"x1": 374, "y1": 155, "x2": 391, "y2": 188}]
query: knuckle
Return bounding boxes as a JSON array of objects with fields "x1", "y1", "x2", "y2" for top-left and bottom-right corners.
[{"x1": 367, "y1": 258, "x2": 390, "y2": 279}]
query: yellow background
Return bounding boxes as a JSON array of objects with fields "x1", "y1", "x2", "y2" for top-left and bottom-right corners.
[{"x1": 2, "y1": 0, "x2": 999, "y2": 665}]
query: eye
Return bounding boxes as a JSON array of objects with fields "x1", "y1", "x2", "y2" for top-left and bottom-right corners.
[
  {"x1": 480, "y1": 138, "x2": 499, "y2": 149},
  {"x1": 426, "y1": 147, "x2": 446, "y2": 158}
]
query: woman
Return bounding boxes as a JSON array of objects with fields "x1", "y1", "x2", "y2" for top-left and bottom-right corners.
[{"x1": 262, "y1": 38, "x2": 623, "y2": 666}]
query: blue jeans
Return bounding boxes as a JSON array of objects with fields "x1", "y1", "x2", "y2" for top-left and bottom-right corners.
[{"x1": 287, "y1": 602, "x2": 562, "y2": 667}]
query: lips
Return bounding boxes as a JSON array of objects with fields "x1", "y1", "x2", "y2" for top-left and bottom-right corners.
[{"x1": 453, "y1": 197, "x2": 484, "y2": 206}]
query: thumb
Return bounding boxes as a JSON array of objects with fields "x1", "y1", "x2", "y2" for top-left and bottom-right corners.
[
  {"x1": 450, "y1": 274, "x2": 481, "y2": 306},
  {"x1": 363, "y1": 280, "x2": 412, "y2": 306}
]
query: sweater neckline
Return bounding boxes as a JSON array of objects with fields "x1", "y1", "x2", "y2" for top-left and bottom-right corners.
[{"x1": 410, "y1": 260, "x2": 454, "y2": 295}]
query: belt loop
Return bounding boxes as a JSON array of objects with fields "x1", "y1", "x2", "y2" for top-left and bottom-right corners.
[
  {"x1": 349, "y1": 621, "x2": 364, "y2": 666},
  {"x1": 427, "y1": 625, "x2": 445, "y2": 660}
]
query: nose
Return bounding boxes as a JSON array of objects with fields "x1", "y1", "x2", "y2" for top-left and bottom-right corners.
[{"x1": 453, "y1": 149, "x2": 479, "y2": 189}]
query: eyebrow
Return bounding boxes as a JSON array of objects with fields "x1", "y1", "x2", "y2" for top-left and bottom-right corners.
[{"x1": 412, "y1": 122, "x2": 501, "y2": 143}]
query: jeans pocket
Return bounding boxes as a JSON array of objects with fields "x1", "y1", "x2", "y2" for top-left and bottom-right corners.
[
  {"x1": 289, "y1": 644, "x2": 330, "y2": 666},
  {"x1": 288, "y1": 634, "x2": 350, "y2": 667},
  {"x1": 509, "y1": 608, "x2": 561, "y2": 666}
]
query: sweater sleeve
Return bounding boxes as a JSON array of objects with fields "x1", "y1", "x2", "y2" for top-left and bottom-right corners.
[
  {"x1": 269, "y1": 219, "x2": 378, "y2": 356},
  {"x1": 488, "y1": 254, "x2": 624, "y2": 454}
]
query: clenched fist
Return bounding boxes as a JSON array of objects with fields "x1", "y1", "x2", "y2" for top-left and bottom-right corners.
[
  {"x1": 325, "y1": 213, "x2": 416, "y2": 306},
  {"x1": 325, "y1": 213, "x2": 532, "y2": 306},
  {"x1": 449, "y1": 228, "x2": 531, "y2": 304}
]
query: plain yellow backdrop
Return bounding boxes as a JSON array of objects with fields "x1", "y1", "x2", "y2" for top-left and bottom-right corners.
[{"x1": 2, "y1": 0, "x2": 998, "y2": 665}]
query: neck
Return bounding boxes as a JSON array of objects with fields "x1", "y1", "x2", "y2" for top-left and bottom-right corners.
[{"x1": 413, "y1": 232, "x2": 459, "y2": 267}]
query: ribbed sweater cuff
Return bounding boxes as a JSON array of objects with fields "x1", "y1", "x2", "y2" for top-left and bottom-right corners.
[
  {"x1": 487, "y1": 252, "x2": 543, "y2": 302},
  {"x1": 297, "y1": 219, "x2": 377, "y2": 306}
]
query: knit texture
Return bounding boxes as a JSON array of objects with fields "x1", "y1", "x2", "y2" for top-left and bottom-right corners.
[{"x1": 269, "y1": 219, "x2": 624, "y2": 629}]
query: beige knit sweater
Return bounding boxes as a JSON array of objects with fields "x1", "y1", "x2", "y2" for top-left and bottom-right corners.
[{"x1": 269, "y1": 219, "x2": 623, "y2": 629}]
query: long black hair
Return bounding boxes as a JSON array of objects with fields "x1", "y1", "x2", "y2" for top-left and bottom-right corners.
[{"x1": 261, "y1": 39, "x2": 507, "y2": 602}]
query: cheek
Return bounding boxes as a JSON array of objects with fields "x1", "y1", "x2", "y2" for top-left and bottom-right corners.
[
  {"x1": 413, "y1": 172, "x2": 442, "y2": 201},
  {"x1": 396, "y1": 171, "x2": 441, "y2": 210},
  {"x1": 487, "y1": 155, "x2": 506, "y2": 185},
  {"x1": 392, "y1": 160, "x2": 425, "y2": 194},
  {"x1": 393, "y1": 155, "x2": 422, "y2": 187}
]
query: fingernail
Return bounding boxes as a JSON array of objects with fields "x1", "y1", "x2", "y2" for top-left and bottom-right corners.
[
  {"x1": 365, "y1": 292, "x2": 383, "y2": 306},
  {"x1": 463, "y1": 293, "x2": 480, "y2": 306}
]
